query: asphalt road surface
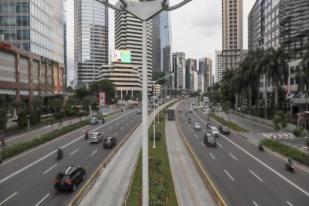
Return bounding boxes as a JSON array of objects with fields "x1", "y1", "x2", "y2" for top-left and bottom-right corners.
[
  {"x1": 176, "y1": 100, "x2": 309, "y2": 206},
  {"x1": 0, "y1": 110, "x2": 140, "y2": 206}
]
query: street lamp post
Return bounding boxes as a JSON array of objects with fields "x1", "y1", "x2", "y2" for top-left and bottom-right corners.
[{"x1": 96, "y1": 1, "x2": 192, "y2": 205}]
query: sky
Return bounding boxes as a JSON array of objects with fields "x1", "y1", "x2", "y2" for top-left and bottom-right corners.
[{"x1": 66, "y1": 0, "x2": 256, "y2": 84}]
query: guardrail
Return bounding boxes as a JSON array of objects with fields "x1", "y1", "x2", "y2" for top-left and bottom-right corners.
[
  {"x1": 175, "y1": 109, "x2": 228, "y2": 206},
  {"x1": 68, "y1": 120, "x2": 140, "y2": 206}
]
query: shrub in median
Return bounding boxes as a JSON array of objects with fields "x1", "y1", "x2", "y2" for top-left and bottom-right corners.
[
  {"x1": 262, "y1": 139, "x2": 309, "y2": 166},
  {"x1": 0, "y1": 120, "x2": 89, "y2": 160}
]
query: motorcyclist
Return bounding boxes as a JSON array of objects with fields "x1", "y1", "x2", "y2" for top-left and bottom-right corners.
[
  {"x1": 102, "y1": 118, "x2": 105, "y2": 124},
  {"x1": 85, "y1": 129, "x2": 89, "y2": 139},
  {"x1": 57, "y1": 147, "x2": 63, "y2": 160},
  {"x1": 288, "y1": 156, "x2": 293, "y2": 165},
  {"x1": 258, "y1": 143, "x2": 264, "y2": 151}
]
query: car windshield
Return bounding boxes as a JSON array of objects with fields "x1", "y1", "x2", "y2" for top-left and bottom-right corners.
[{"x1": 90, "y1": 133, "x2": 98, "y2": 138}]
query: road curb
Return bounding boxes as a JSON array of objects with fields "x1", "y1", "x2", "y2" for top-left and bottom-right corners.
[
  {"x1": 175, "y1": 111, "x2": 228, "y2": 206},
  {"x1": 68, "y1": 120, "x2": 140, "y2": 206}
]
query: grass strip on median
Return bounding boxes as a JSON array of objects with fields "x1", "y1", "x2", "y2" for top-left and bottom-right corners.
[
  {"x1": 126, "y1": 109, "x2": 178, "y2": 206},
  {"x1": 261, "y1": 139, "x2": 309, "y2": 166},
  {"x1": 0, "y1": 119, "x2": 89, "y2": 160},
  {"x1": 208, "y1": 113, "x2": 249, "y2": 133}
]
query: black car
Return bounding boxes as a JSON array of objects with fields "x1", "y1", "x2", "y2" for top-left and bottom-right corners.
[
  {"x1": 204, "y1": 133, "x2": 217, "y2": 147},
  {"x1": 54, "y1": 166, "x2": 86, "y2": 192},
  {"x1": 103, "y1": 136, "x2": 117, "y2": 149},
  {"x1": 218, "y1": 125, "x2": 230, "y2": 135}
]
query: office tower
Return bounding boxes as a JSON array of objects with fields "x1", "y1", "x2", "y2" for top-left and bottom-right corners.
[
  {"x1": 222, "y1": 0, "x2": 243, "y2": 71},
  {"x1": 185, "y1": 59, "x2": 197, "y2": 91},
  {"x1": 64, "y1": 0, "x2": 67, "y2": 87},
  {"x1": 115, "y1": 4, "x2": 152, "y2": 88},
  {"x1": 248, "y1": 0, "x2": 281, "y2": 50},
  {"x1": 199, "y1": 57, "x2": 213, "y2": 90},
  {"x1": 74, "y1": 0, "x2": 109, "y2": 87},
  {"x1": 0, "y1": 0, "x2": 64, "y2": 64},
  {"x1": 152, "y1": 9, "x2": 171, "y2": 74},
  {"x1": 172, "y1": 52, "x2": 186, "y2": 90},
  {"x1": 215, "y1": 51, "x2": 223, "y2": 83}
]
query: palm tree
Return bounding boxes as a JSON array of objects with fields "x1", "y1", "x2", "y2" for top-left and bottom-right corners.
[{"x1": 263, "y1": 48, "x2": 289, "y2": 115}]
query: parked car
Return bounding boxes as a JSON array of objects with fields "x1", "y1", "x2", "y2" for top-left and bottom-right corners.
[
  {"x1": 210, "y1": 126, "x2": 220, "y2": 138},
  {"x1": 88, "y1": 132, "x2": 104, "y2": 143},
  {"x1": 194, "y1": 122, "x2": 201, "y2": 131},
  {"x1": 54, "y1": 166, "x2": 86, "y2": 192},
  {"x1": 219, "y1": 125, "x2": 230, "y2": 135},
  {"x1": 103, "y1": 136, "x2": 117, "y2": 149},
  {"x1": 89, "y1": 117, "x2": 98, "y2": 125},
  {"x1": 204, "y1": 133, "x2": 217, "y2": 147}
]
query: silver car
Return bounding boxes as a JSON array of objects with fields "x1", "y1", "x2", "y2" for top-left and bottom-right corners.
[
  {"x1": 194, "y1": 122, "x2": 201, "y2": 131},
  {"x1": 210, "y1": 127, "x2": 220, "y2": 138},
  {"x1": 88, "y1": 132, "x2": 104, "y2": 143}
]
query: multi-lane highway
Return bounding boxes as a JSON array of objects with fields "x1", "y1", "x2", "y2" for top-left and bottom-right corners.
[
  {"x1": 0, "y1": 110, "x2": 141, "y2": 206},
  {"x1": 176, "y1": 100, "x2": 309, "y2": 206}
]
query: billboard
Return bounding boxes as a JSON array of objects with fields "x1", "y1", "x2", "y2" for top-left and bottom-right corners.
[{"x1": 111, "y1": 49, "x2": 131, "y2": 63}]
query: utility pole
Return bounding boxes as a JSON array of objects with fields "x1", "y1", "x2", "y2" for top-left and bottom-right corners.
[{"x1": 95, "y1": 1, "x2": 192, "y2": 205}]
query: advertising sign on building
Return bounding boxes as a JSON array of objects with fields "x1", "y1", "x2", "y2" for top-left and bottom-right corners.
[
  {"x1": 111, "y1": 49, "x2": 131, "y2": 63},
  {"x1": 99, "y1": 92, "x2": 106, "y2": 107}
]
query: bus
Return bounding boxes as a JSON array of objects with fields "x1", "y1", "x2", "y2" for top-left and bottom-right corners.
[{"x1": 167, "y1": 106, "x2": 176, "y2": 121}]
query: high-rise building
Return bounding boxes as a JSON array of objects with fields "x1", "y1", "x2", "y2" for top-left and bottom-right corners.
[
  {"x1": 199, "y1": 57, "x2": 213, "y2": 91},
  {"x1": 64, "y1": 0, "x2": 68, "y2": 87},
  {"x1": 152, "y1": 10, "x2": 171, "y2": 74},
  {"x1": 222, "y1": 0, "x2": 243, "y2": 71},
  {"x1": 74, "y1": 0, "x2": 109, "y2": 87},
  {"x1": 248, "y1": 0, "x2": 281, "y2": 50},
  {"x1": 215, "y1": 51, "x2": 223, "y2": 83},
  {"x1": 186, "y1": 59, "x2": 197, "y2": 91},
  {"x1": 115, "y1": 4, "x2": 152, "y2": 90},
  {"x1": 0, "y1": 0, "x2": 64, "y2": 64},
  {"x1": 172, "y1": 52, "x2": 186, "y2": 90}
]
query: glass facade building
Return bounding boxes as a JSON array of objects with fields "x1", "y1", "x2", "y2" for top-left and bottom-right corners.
[
  {"x1": 152, "y1": 10, "x2": 171, "y2": 74},
  {"x1": 74, "y1": 0, "x2": 109, "y2": 87},
  {"x1": 0, "y1": 0, "x2": 64, "y2": 64}
]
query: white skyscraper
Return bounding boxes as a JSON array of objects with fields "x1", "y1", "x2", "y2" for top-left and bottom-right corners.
[{"x1": 74, "y1": 0, "x2": 109, "y2": 87}]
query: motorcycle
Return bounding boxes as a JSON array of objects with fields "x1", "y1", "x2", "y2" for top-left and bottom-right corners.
[
  {"x1": 56, "y1": 149, "x2": 63, "y2": 161},
  {"x1": 285, "y1": 162, "x2": 295, "y2": 173},
  {"x1": 258, "y1": 144, "x2": 264, "y2": 152},
  {"x1": 188, "y1": 118, "x2": 192, "y2": 124}
]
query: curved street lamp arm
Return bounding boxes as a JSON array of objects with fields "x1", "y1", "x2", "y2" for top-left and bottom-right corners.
[
  {"x1": 95, "y1": 0, "x2": 122, "y2": 11},
  {"x1": 161, "y1": 0, "x2": 168, "y2": 7},
  {"x1": 119, "y1": 0, "x2": 128, "y2": 8},
  {"x1": 165, "y1": 0, "x2": 192, "y2": 11}
]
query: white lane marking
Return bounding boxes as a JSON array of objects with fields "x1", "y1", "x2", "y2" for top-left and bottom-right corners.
[
  {"x1": 193, "y1": 110, "x2": 309, "y2": 197},
  {"x1": 90, "y1": 149, "x2": 98, "y2": 157},
  {"x1": 209, "y1": 153, "x2": 216, "y2": 160},
  {"x1": 224, "y1": 169, "x2": 234, "y2": 181},
  {"x1": 195, "y1": 134, "x2": 199, "y2": 139},
  {"x1": 70, "y1": 148, "x2": 79, "y2": 155},
  {"x1": 217, "y1": 142, "x2": 223, "y2": 148},
  {"x1": 43, "y1": 164, "x2": 57, "y2": 175},
  {"x1": 252, "y1": 201, "x2": 259, "y2": 206},
  {"x1": 0, "y1": 192, "x2": 18, "y2": 206},
  {"x1": 0, "y1": 110, "x2": 136, "y2": 168},
  {"x1": 249, "y1": 170, "x2": 263, "y2": 182},
  {"x1": 35, "y1": 193, "x2": 50, "y2": 206},
  {"x1": 229, "y1": 153, "x2": 238, "y2": 161},
  {"x1": 286, "y1": 201, "x2": 293, "y2": 206}
]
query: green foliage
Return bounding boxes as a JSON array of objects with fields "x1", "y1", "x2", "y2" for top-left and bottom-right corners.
[
  {"x1": 74, "y1": 87, "x2": 89, "y2": 99},
  {"x1": 81, "y1": 96, "x2": 98, "y2": 111},
  {"x1": 293, "y1": 128, "x2": 304, "y2": 137},
  {"x1": 89, "y1": 80, "x2": 115, "y2": 104},
  {"x1": 262, "y1": 139, "x2": 309, "y2": 166},
  {"x1": 54, "y1": 110, "x2": 65, "y2": 120},
  {"x1": 0, "y1": 107, "x2": 8, "y2": 131},
  {"x1": 306, "y1": 139, "x2": 309, "y2": 147},
  {"x1": 273, "y1": 111, "x2": 288, "y2": 131},
  {"x1": 17, "y1": 110, "x2": 28, "y2": 128},
  {"x1": 30, "y1": 110, "x2": 41, "y2": 125},
  {"x1": 208, "y1": 113, "x2": 249, "y2": 132},
  {"x1": 48, "y1": 98, "x2": 63, "y2": 113},
  {"x1": 0, "y1": 120, "x2": 89, "y2": 160},
  {"x1": 153, "y1": 72, "x2": 166, "y2": 85}
]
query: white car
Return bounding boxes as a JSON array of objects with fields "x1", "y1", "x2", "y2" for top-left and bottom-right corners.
[
  {"x1": 88, "y1": 132, "x2": 104, "y2": 143},
  {"x1": 210, "y1": 127, "x2": 220, "y2": 138},
  {"x1": 194, "y1": 122, "x2": 201, "y2": 131}
]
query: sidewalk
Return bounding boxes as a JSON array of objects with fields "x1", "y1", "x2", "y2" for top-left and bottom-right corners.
[
  {"x1": 79, "y1": 102, "x2": 174, "y2": 206},
  {"x1": 165, "y1": 120, "x2": 216, "y2": 206}
]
